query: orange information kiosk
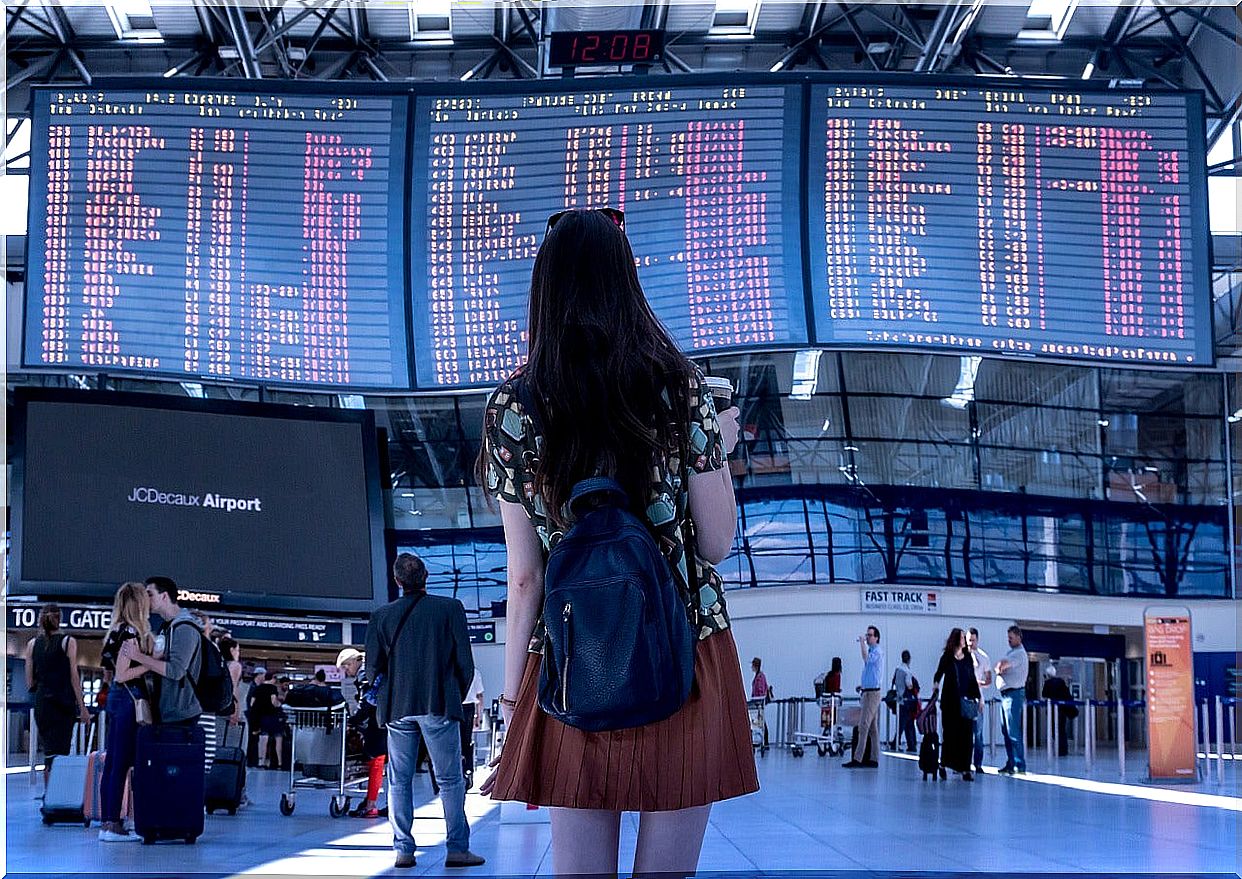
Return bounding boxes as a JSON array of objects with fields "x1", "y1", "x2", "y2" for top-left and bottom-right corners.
[{"x1": 1143, "y1": 608, "x2": 1198, "y2": 783}]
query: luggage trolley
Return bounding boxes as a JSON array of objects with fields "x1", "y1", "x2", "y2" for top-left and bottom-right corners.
[
  {"x1": 278, "y1": 703, "x2": 369, "y2": 818},
  {"x1": 747, "y1": 698, "x2": 769, "y2": 756},
  {"x1": 792, "y1": 694, "x2": 846, "y2": 757}
]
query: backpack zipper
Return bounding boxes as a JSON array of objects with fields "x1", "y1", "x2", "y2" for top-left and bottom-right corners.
[{"x1": 561, "y1": 602, "x2": 572, "y2": 712}]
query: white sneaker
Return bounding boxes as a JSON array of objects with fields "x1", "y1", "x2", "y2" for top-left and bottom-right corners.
[{"x1": 99, "y1": 829, "x2": 140, "y2": 842}]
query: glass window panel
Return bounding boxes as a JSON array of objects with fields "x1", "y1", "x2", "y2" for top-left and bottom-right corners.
[
  {"x1": 840, "y1": 352, "x2": 961, "y2": 396},
  {"x1": 977, "y1": 400, "x2": 1101, "y2": 455},
  {"x1": 847, "y1": 395, "x2": 972, "y2": 443},
  {"x1": 853, "y1": 440, "x2": 976, "y2": 490},
  {"x1": 1101, "y1": 370, "x2": 1223, "y2": 417},
  {"x1": 974, "y1": 360, "x2": 1096, "y2": 408},
  {"x1": 978, "y1": 445, "x2": 1099, "y2": 498}
]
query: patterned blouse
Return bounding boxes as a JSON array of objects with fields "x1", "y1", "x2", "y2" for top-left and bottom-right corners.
[{"x1": 482, "y1": 369, "x2": 733, "y2": 652}]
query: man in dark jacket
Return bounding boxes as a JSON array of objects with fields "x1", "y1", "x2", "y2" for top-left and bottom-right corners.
[{"x1": 365, "y1": 552, "x2": 483, "y2": 870}]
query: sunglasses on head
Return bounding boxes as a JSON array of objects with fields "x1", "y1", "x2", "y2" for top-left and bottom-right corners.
[{"x1": 546, "y1": 207, "x2": 625, "y2": 233}]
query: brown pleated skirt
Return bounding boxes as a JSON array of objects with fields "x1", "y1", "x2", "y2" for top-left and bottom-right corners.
[{"x1": 489, "y1": 628, "x2": 759, "y2": 812}]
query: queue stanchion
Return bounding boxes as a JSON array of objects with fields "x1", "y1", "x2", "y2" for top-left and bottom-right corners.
[
  {"x1": 1116, "y1": 696, "x2": 1126, "y2": 780},
  {"x1": 29, "y1": 708, "x2": 38, "y2": 783},
  {"x1": 1044, "y1": 700, "x2": 1054, "y2": 763},
  {"x1": 1229, "y1": 697, "x2": 1238, "y2": 759},
  {"x1": 1199, "y1": 700, "x2": 1211, "y2": 773},
  {"x1": 1216, "y1": 696, "x2": 1226, "y2": 784},
  {"x1": 1085, "y1": 701, "x2": 1094, "y2": 769},
  {"x1": 988, "y1": 698, "x2": 997, "y2": 758}
]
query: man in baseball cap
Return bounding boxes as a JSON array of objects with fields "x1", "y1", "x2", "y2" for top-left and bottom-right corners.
[{"x1": 337, "y1": 647, "x2": 386, "y2": 818}]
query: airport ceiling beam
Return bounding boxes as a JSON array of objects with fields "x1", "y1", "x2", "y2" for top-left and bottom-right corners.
[
  {"x1": 225, "y1": 2, "x2": 263, "y2": 79},
  {"x1": 836, "y1": 4, "x2": 881, "y2": 72},
  {"x1": 913, "y1": 0, "x2": 965, "y2": 74},
  {"x1": 1153, "y1": 6, "x2": 1225, "y2": 115}
]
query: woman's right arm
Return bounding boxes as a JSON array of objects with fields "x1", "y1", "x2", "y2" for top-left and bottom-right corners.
[
  {"x1": 499, "y1": 499, "x2": 544, "y2": 724},
  {"x1": 114, "y1": 649, "x2": 145, "y2": 684},
  {"x1": 688, "y1": 406, "x2": 740, "y2": 564}
]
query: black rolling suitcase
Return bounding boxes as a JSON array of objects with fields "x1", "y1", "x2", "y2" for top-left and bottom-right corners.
[
  {"x1": 915, "y1": 697, "x2": 945, "y2": 780},
  {"x1": 205, "y1": 724, "x2": 246, "y2": 815},
  {"x1": 133, "y1": 723, "x2": 206, "y2": 844}
]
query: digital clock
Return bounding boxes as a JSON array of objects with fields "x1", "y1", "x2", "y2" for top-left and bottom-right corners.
[{"x1": 548, "y1": 29, "x2": 665, "y2": 67}]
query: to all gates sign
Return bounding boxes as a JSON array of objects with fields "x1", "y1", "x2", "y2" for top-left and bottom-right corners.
[
  {"x1": 8, "y1": 605, "x2": 113, "y2": 632},
  {"x1": 861, "y1": 589, "x2": 941, "y2": 614}
]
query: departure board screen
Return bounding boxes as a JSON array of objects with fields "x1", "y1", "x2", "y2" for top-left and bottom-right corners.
[
  {"x1": 411, "y1": 84, "x2": 806, "y2": 388},
  {"x1": 809, "y1": 85, "x2": 1211, "y2": 365},
  {"x1": 24, "y1": 87, "x2": 411, "y2": 388}
]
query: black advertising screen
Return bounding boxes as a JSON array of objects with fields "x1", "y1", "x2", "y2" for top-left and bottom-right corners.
[
  {"x1": 808, "y1": 84, "x2": 1211, "y2": 365},
  {"x1": 24, "y1": 86, "x2": 410, "y2": 388},
  {"x1": 410, "y1": 82, "x2": 806, "y2": 388},
  {"x1": 12, "y1": 390, "x2": 387, "y2": 613}
]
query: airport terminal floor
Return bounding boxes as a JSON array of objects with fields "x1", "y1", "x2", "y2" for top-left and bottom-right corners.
[{"x1": 5, "y1": 748, "x2": 1239, "y2": 878}]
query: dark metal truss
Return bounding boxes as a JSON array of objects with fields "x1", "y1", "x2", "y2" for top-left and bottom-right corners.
[{"x1": 5, "y1": 1, "x2": 1240, "y2": 149}]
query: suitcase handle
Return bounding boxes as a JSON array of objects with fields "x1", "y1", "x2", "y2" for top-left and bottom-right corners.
[{"x1": 73, "y1": 718, "x2": 99, "y2": 756}]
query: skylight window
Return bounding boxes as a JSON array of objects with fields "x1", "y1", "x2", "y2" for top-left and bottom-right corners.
[
  {"x1": 409, "y1": 0, "x2": 453, "y2": 41},
  {"x1": 1019, "y1": 0, "x2": 1080, "y2": 41},
  {"x1": 107, "y1": 0, "x2": 162, "y2": 42},
  {"x1": 709, "y1": 0, "x2": 759, "y2": 37}
]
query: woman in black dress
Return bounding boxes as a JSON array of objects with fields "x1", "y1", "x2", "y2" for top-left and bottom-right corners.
[{"x1": 932, "y1": 627, "x2": 981, "y2": 781}]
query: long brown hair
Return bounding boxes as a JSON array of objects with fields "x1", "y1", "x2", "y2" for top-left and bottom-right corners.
[
  {"x1": 481, "y1": 209, "x2": 694, "y2": 527},
  {"x1": 108, "y1": 581, "x2": 154, "y2": 655},
  {"x1": 39, "y1": 603, "x2": 60, "y2": 638},
  {"x1": 943, "y1": 627, "x2": 966, "y2": 657}
]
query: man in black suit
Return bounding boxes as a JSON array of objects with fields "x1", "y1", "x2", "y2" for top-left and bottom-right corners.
[{"x1": 365, "y1": 552, "x2": 484, "y2": 871}]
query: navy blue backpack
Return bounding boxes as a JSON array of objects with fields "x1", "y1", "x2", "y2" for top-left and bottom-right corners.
[{"x1": 537, "y1": 477, "x2": 696, "y2": 732}]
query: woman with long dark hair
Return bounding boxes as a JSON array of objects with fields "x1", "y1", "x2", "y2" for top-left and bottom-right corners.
[
  {"x1": 478, "y1": 209, "x2": 757, "y2": 876},
  {"x1": 932, "y1": 627, "x2": 981, "y2": 781},
  {"x1": 24, "y1": 603, "x2": 91, "y2": 787}
]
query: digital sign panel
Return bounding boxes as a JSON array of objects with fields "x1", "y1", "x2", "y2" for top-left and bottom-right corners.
[
  {"x1": 808, "y1": 84, "x2": 1211, "y2": 366},
  {"x1": 11, "y1": 389, "x2": 389, "y2": 615},
  {"x1": 411, "y1": 83, "x2": 806, "y2": 388},
  {"x1": 24, "y1": 86, "x2": 411, "y2": 388}
]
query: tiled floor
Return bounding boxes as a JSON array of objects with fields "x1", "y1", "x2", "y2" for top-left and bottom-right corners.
[{"x1": 5, "y1": 748, "x2": 1238, "y2": 878}]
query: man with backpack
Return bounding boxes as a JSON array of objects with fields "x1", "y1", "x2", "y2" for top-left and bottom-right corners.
[
  {"x1": 123, "y1": 577, "x2": 204, "y2": 725},
  {"x1": 365, "y1": 553, "x2": 483, "y2": 870}
]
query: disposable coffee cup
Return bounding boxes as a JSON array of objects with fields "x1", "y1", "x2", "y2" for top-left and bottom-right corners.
[{"x1": 703, "y1": 375, "x2": 734, "y2": 411}]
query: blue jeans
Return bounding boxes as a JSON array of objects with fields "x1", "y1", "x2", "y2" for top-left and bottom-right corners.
[
  {"x1": 387, "y1": 715, "x2": 469, "y2": 856},
  {"x1": 102, "y1": 686, "x2": 139, "y2": 824},
  {"x1": 1000, "y1": 690, "x2": 1026, "y2": 771},
  {"x1": 898, "y1": 698, "x2": 917, "y2": 751},
  {"x1": 972, "y1": 714, "x2": 985, "y2": 769}
]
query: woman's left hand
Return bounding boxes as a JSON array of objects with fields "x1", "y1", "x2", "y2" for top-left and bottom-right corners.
[{"x1": 478, "y1": 749, "x2": 504, "y2": 797}]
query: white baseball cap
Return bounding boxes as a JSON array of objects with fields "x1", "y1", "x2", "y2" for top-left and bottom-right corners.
[{"x1": 336, "y1": 647, "x2": 363, "y2": 668}]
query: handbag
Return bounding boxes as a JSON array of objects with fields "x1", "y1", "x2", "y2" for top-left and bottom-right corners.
[
  {"x1": 127, "y1": 685, "x2": 153, "y2": 726},
  {"x1": 960, "y1": 697, "x2": 980, "y2": 721}
]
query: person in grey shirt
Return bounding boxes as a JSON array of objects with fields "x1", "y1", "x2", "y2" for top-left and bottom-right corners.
[
  {"x1": 993, "y1": 624, "x2": 1029, "y2": 775},
  {"x1": 121, "y1": 576, "x2": 203, "y2": 726},
  {"x1": 893, "y1": 650, "x2": 917, "y2": 753}
]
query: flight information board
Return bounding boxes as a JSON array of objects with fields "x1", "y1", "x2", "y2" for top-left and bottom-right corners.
[
  {"x1": 808, "y1": 84, "x2": 1210, "y2": 365},
  {"x1": 411, "y1": 84, "x2": 806, "y2": 388},
  {"x1": 24, "y1": 88, "x2": 410, "y2": 388}
]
